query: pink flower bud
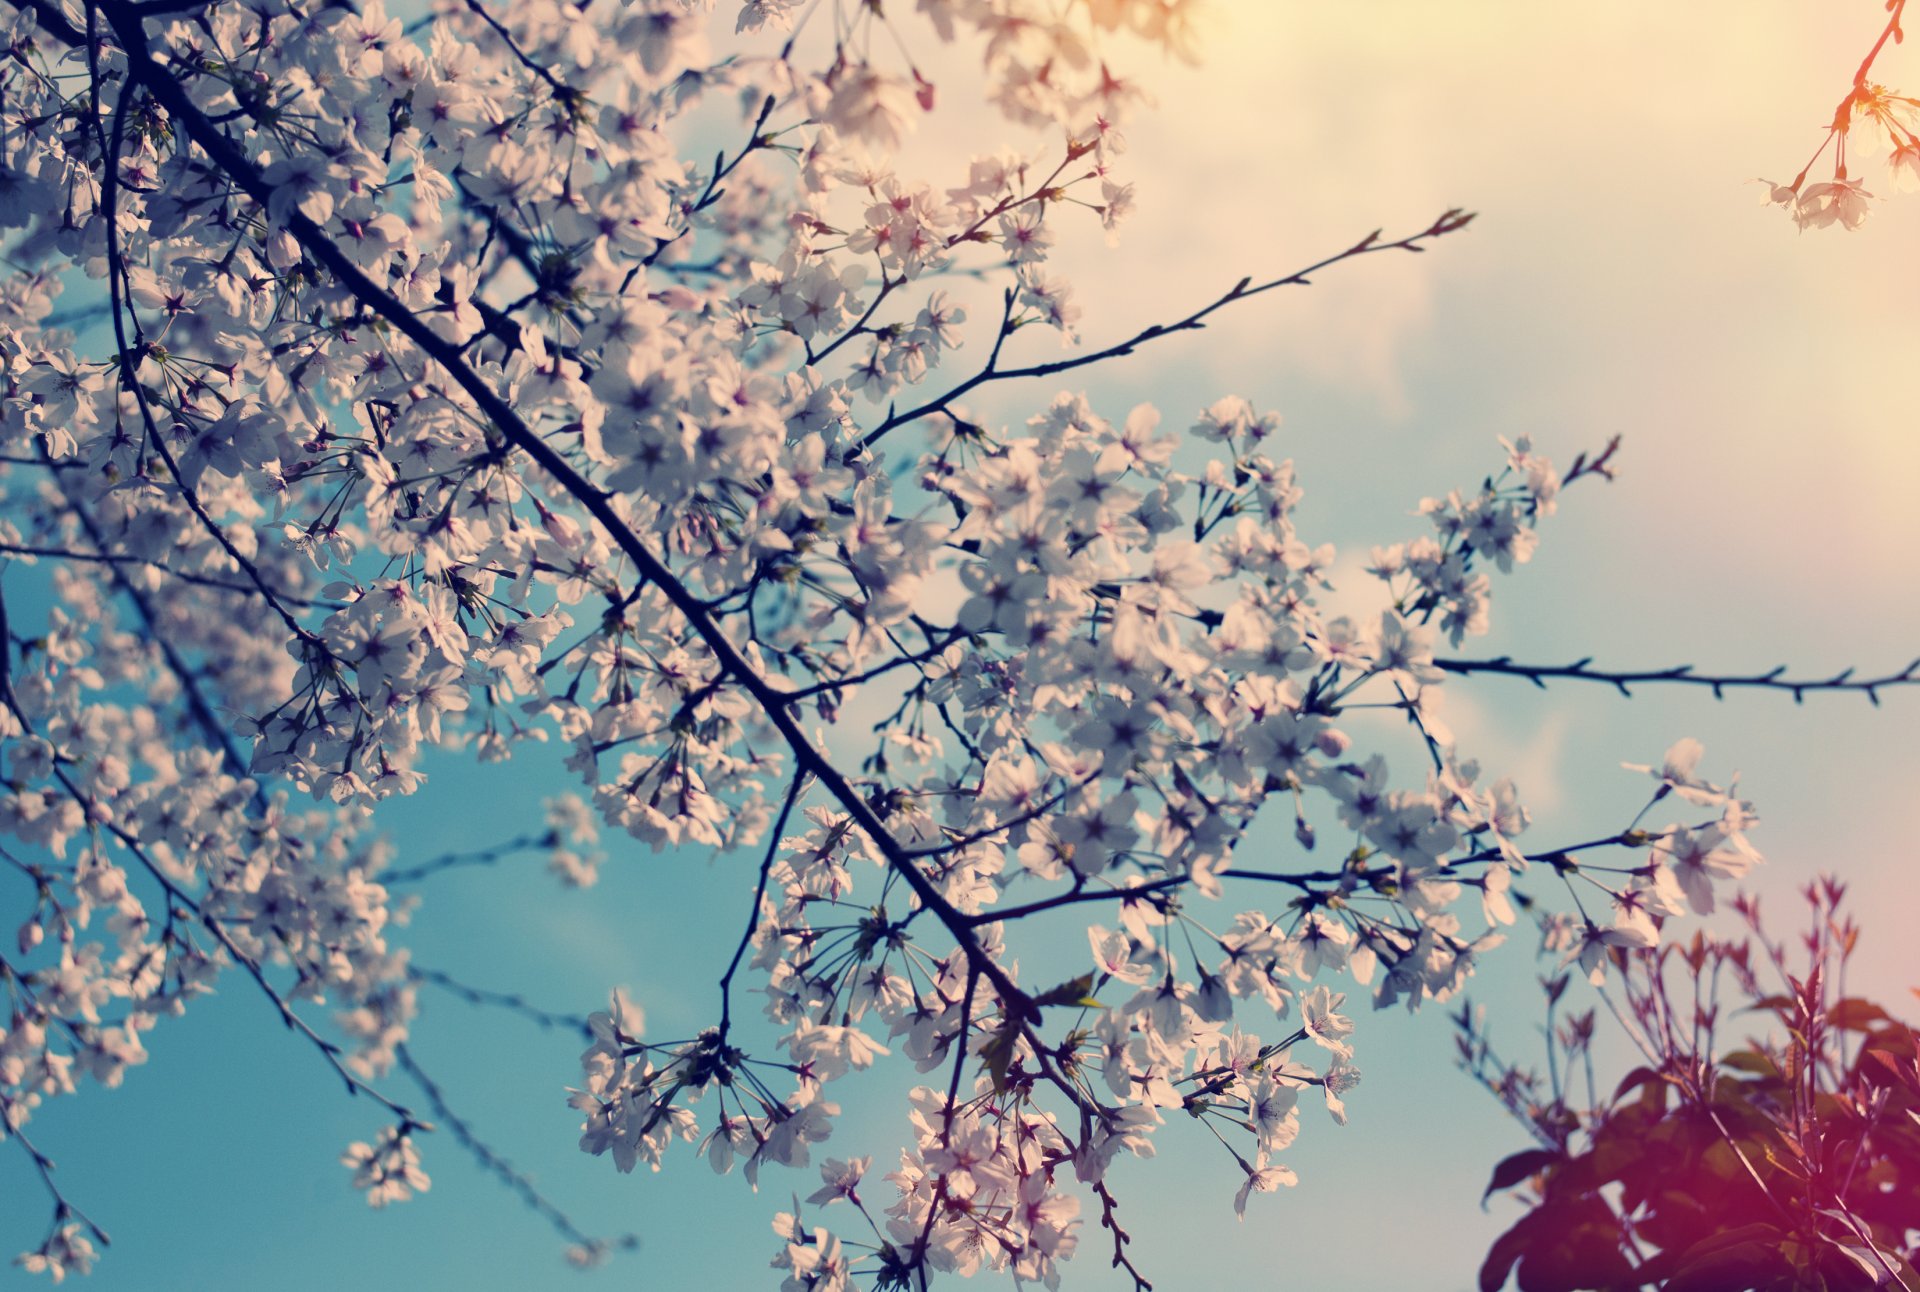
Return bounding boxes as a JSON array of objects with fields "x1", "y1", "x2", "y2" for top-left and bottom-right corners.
[{"x1": 1315, "y1": 729, "x2": 1352, "y2": 757}]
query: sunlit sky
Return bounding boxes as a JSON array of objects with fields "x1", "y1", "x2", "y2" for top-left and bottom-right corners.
[{"x1": 5, "y1": 3, "x2": 1918, "y2": 1289}]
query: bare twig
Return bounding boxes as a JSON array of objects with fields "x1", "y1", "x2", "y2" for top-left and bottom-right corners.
[
  {"x1": 396, "y1": 1044, "x2": 637, "y2": 1259},
  {"x1": 859, "y1": 210, "x2": 1477, "y2": 451},
  {"x1": 1435, "y1": 654, "x2": 1920, "y2": 705}
]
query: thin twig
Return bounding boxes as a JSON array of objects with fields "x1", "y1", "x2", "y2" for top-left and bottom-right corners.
[
  {"x1": 859, "y1": 210, "x2": 1477, "y2": 451},
  {"x1": 1435, "y1": 654, "x2": 1920, "y2": 705},
  {"x1": 396, "y1": 1044, "x2": 636, "y2": 1258}
]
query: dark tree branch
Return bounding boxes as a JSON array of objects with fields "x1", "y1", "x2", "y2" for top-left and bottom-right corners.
[
  {"x1": 380, "y1": 832, "x2": 559, "y2": 885},
  {"x1": 409, "y1": 966, "x2": 594, "y2": 1035},
  {"x1": 719, "y1": 774, "x2": 807, "y2": 1041},
  {"x1": 1436, "y1": 654, "x2": 1920, "y2": 704},
  {"x1": 859, "y1": 210, "x2": 1477, "y2": 451},
  {"x1": 396, "y1": 1044, "x2": 637, "y2": 1259}
]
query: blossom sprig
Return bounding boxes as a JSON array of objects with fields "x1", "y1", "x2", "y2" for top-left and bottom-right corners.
[
  {"x1": 5, "y1": 1121, "x2": 106, "y2": 1285},
  {"x1": 341, "y1": 1123, "x2": 432, "y2": 1209},
  {"x1": 1760, "y1": 0, "x2": 1918, "y2": 229}
]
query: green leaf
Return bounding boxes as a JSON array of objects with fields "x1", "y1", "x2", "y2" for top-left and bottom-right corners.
[
  {"x1": 1031, "y1": 972, "x2": 1102, "y2": 1009},
  {"x1": 1610, "y1": 1065, "x2": 1665, "y2": 1106},
  {"x1": 1478, "y1": 1211, "x2": 1543, "y2": 1292},
  {"x1": 1514, "y1": 1205, "x2": 1634, "y2": 1292},
  {"x1": 1482, "y1": 1148, "x2": 1563, "y2": 1206},
  {"x1": 1719, "y1": 1048, "x2": 1780, "y2": 1078},
  {"x1": 977, "y1": 1021, "x2": 1020, "y2": 1095},
  {"x1": 1662, "y1": 1224, "x2": 1791, "y2": 1292}
]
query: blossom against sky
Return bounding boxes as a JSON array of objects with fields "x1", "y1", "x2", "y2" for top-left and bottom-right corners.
[{"x1": 2, "y1": 4, "x2": 1916, "y2": 1291}]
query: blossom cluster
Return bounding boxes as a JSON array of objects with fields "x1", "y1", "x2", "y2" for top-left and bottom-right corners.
[
  {"x1": 0, "y1": 0, "x2": 1765, "y2": 1284},
  {"x1": 1760, "y1": 0, "x2": 1917, "y2": 230}
]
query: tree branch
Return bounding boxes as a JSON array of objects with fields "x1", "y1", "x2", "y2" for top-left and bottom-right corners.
[
  {"x1": 1435, "y1": 654, "x2": 1920, "y2": 704},
  {"x1": 859, "y1": 209, "x2": 1476, "y2": 451},
  {"x1": 396, "y1": 1043, "x2": 636, "y2": 1260},
  {"x1": 87, "y1": 0, "x2": 1036, "y2": 1023}
]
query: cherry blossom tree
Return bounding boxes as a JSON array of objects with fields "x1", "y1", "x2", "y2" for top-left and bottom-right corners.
[{"x1": 0, "y1": 0, "x2": 1911, "y2": 1287}]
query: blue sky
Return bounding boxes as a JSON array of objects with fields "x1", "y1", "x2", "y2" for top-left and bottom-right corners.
[{"x1": 5, "y1": 2, "x2": 1919, "y2": 1289}]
